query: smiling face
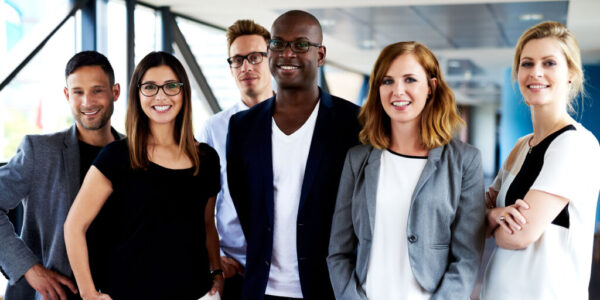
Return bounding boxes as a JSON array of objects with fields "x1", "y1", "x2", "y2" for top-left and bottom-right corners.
[
  {"x1": 229, "y1": 34, "x2": 272, "y2": 100},
  {"x1": 64, "y1": 65, "x2": 118, "y2": 132},
  {"x1": 517, "y1": 37, "x2": 572, "y2": 108},
  {"x1": 268, "y1": 14, "x2": 325, "y2": 90},
  {"x1": 379, "y1": 53, "x2": 432, "y2": 128},
  {"x1": 139, "y1": 65, "x2": 183, "y2": 126}
]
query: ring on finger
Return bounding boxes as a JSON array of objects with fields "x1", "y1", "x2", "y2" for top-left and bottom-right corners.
[{"x1": 499, "y1": 215, "x2": 506, "y2": 222}]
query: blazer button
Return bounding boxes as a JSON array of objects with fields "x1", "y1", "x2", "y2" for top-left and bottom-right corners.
[
  {"x1": 408, "y1": 235, "x2": 417, "y2": 243},
  {"x1": 265, "y1": 260, "x2": 270, "y2": 266}
]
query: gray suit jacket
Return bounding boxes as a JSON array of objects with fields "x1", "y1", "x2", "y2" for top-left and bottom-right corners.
[
  {"x1": 327, "y1": 140, "x2": 485, "y2": 300},
  {"x1": 0, "y1": 124, "x2": 120, "y2": 300}
]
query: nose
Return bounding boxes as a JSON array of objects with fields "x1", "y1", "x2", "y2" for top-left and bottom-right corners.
[
  {"x1": 392, "y1": 82, "x2": 405, "y2": 96},
  {"x1": 240, "y1": 58, "x2": 254, "y2": 72},
  {"x1": 532, "y1": 63, "x2": 544, "y2": 78},
  {"x1": 281, "y1": 44, "x2": 296, "y2": 58}
]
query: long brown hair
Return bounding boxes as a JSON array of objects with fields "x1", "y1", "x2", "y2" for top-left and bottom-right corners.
[
  {"x1": 359, "y1": 41, "x2": 464, "y2": 150},
  {"x1": 125, "y1": 51, "x2": 199, "y2": 174}
]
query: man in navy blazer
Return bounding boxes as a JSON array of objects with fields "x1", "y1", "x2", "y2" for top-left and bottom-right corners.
[{"x1": 227, "y1": 10, "x2": 360, "y2": 300}]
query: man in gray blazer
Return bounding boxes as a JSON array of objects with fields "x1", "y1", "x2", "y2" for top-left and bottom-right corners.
[{"x1": 0, "y1": 51, "x2": 122, "y2": 300}]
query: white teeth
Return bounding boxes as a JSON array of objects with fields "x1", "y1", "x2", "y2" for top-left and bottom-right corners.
[
  {"x1": 82, "y1": 110, "x2": 99, "y2": 115},
  {"x1": 154, "y1": 105, "x2": 170, "y2": 112},
  {"x1": 280, "y1": 65, "x2": 299, "y2": 70},
  {"x1": 528, "y1": 84, "x2": 548, "y2": 89},
  {"x1": 392, "y1": 101, "x2": 410, "y2": 107}
]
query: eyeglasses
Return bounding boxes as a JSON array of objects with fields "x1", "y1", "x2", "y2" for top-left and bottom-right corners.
[
  {"x1": 267, "y1": 39, "x2": 322, "y2": 53},
  {"x1": 138, "y1": 82, "x2": 184, "y2": 97},
  {"x1": 227, "y1": 52, "x2": 267, "y2": 68}
]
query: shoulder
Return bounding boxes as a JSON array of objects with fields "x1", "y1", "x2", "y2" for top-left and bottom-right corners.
[
  {"x1": 346, "y1": 144, "x2": 375, "y2": 164},
  {"x1": 25, "y1": 127, "x2": 72, "y2": 146},
  {"x1": 97, "y1": 138, "x2": 129, "y2": 162},
  {"x1": 197, "y1": 142, "x2": 218, "y2": 158},
  {"x1": 330, "y1": 95, "x2": 360, "y2": 115},
  {"x1": 206, "y1": 102, "x2": 247, "y2": 129},
  {"x1": 441, "y1": 139, "x2": 482, "y2": 167},
  {"x1": 551, "y1": 124, "x2": 600, "y2": 152}
]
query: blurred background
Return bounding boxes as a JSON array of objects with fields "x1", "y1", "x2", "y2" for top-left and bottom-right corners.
[{"x1": 1, "y1": 0, "x2": 599, "y2": 298}]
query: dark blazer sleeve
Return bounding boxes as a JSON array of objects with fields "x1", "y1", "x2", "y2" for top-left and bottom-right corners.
[
  {"x1": 226, "y1": 114, "x2": 250, "y2": 238},
  {"x1": 327, "y1": 147, "x2": 368, "y2": 300},
  {"x1": 0, "y1": 136, "x2": 41, "y2": 283},
  {"x1": 432, "y1": 148, "x2": 485, "y2": 299}
]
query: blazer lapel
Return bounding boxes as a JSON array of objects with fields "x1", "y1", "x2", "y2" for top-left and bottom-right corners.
[
  {"x1": 62, "y1": 124, "x2": 80, "y2": 204},
  {"x1": 364, "y1": 148, "x2": 382, "y2": 239},
  {"x1": 259, "y1": 98, "x2": 276, "y2": 226},
  {"x1": 298, "y1": 89, "x2": 333, "y2": 212},
  {"x1": 410, "y1": 145, "x2": 443, "y2": 207}
]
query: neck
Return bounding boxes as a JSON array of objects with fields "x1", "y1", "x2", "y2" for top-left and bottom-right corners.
[
  {"x1": 149, "y1": 122, "x2": 177, "y2": 146},
  {"x1": 275, "y1": 86, "x2": 320, "y2": 107},
  {"x1": 76, "y1": 123, "x2": 114, "y2": 147},
  {"x1": 530, "y1": 103, "x2": 573, "y2": 145},
  {"x1": 241, "y1": 89, "x2": 274, "y2": 108},
  {"x1": 388, "y1": 120, "x2": 427, "y2": 156}
]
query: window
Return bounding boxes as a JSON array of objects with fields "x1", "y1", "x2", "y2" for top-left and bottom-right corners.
[
  {"x1": 323, "y1": 64, "x2": 365, "y2": 104},
  {"x1": 0, "y1": 15, "x2": 76, "y2": 161},
  {"x1": 175, "y1": 17, "x2": 239, "y2": 110}
]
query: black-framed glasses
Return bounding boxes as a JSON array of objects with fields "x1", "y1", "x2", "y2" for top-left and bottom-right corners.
[
  {"x1": 227, "y1": 52, "x2": 267, "y2": 68},
  {"x1": 267, "y1": 39, "x2": 322, "y2": 53},
  {"x1": 138, "y1": 82, "x2": 184, "y2": 97}
]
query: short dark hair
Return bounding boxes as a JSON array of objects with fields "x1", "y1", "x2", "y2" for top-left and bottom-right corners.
[
  {"x1": 65, "y1": 51, "x2": 115, "y2": 86},
  {"x1": 226, "y1": 20, "x2": 270, "y2": 56}
]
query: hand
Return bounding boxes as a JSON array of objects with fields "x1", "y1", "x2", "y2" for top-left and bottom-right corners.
[
  {"x1": 485, "y1": 187, "x2": 498, "y2": 210},
  {"x1": 24, "y1": 264, "x2": 78, "y2": 300},
  {"x1": 209, "y1": 273, "x2": 224, "y2": 296},
  {"x1": 220, "y1": 256, "x2": 244, "y2": 278},
  {"x1": 82, "y1": 291, "x2": 113, "y2": 300},
  {"x1": 488, "y1": 199, "x2": 530, "y2": 234}
]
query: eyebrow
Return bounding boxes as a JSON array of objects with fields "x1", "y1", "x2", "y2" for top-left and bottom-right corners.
[
  {"x1": 140, "y1": 79, "x2": 178, "y2": 84},
  {"x1": 520, "y1": 55, "x2": 557, "y2": 60}
]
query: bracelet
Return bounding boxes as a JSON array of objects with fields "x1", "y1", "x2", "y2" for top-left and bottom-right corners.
[{"x1": 210, "y1": 269, "x2": 223, "y2": 279}]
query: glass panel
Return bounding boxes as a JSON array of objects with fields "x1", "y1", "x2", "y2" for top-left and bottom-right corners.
[
  {"x1": 175, "y1": 17, "x2": 239, "y2": 110},
  {"x1": 323, "y1": 64, "x2": 364, "y2": 104},
  {"x1": 134, "y1": 4, "x2": 160, "y2": 65},
  {"x1": 0, "y1": 0, "x2": 73, "y2": 82},
  {"x1": 0, "y1": 16, "x2": 76, "y2": 162},
  {"x1": 97, "y1": 0, "x2": 127, "y2": 133},
  {"x1": 173, "y1": 44, "x2": 213, "y2": 137}
]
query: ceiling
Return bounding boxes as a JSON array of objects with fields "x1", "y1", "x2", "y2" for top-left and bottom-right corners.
[{"x1": 142, "y1": 0, "x2": 600, "y2": 104}]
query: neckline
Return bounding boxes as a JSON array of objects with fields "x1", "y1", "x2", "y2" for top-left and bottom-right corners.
[
  {"x1": 386, "y1": 148, "x2": 428, "y2": 159},
  {"x1": 149, "y1": 161, "x2": 194, "y2": 172},
  {"x1": 528, "y1": 124, "x2": 575, "y2": 153}
]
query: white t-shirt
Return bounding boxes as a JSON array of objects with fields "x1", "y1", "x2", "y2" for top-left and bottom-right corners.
[
  {"x1": 265, "y1": 102, "x2": 320, "y2": 298},
  {"x1": 481, "y1": 123, "x2": 600, "y2": 300},
  {"x1": 364, "y1": 149, "x2": 431, "y2": 300}
]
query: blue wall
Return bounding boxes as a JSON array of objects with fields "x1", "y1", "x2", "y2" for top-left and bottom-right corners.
[{"x1": 499, "y1": 64, "x2": 600, "y2": 229}]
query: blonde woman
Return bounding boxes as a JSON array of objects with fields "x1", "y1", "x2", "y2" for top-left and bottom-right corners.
[{"x1": 481, "y1": 22, "x2": 600, "y2": 299}]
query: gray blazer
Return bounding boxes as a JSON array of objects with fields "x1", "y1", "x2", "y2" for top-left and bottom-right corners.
[
  {"x1": 0, "y1": 125, "x2": 121, "y2": 299},
  {"x1": 327, "y1": 140, "x2": 485, "y2": 300}
]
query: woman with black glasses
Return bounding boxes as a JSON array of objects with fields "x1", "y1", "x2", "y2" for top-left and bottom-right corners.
[{"x1": 64, "y1": 52, "x2": 223, "y2": 300}]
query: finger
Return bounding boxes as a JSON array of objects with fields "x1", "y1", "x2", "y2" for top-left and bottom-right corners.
[
  {"x1": 515, "y1": 199, "x2": 530, "y2": 209},
  {"x1": 504, "y1": 214, "x2": 522, "y2": 231},
  {"x1": 507, "y1": 206, "x2": 527, "y2": 224},
  {"x1": 497, "y1": 217, "x2": 513, "y2": 234},
  {"x1": 210, "y1": 286, "x2": 217, "y2": 295},
  {"x1": 50, "y1": 280, "x2": 68, "y2": 300},
  {"x1": 47, "y1": 287, "x2": 60, "y2": 300},
  {"x1": 55, "y1": 274, "x2": 78, "y2": 294},
  {"x1": 40, "y1": 290, "x2": 50, "y2": 300}
]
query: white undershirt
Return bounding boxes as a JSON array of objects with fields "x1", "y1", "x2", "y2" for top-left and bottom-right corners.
[
  {"x1": 266, "y1": 101, "x2": 320, "y2": 298},
  {"x1": 365, "y1": 150, "x2": 430, "y2": 300}
]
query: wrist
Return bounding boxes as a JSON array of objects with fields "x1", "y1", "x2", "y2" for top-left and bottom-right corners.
[{"x1": 210, "y1": 269, "x2": 223, "y2": 280}]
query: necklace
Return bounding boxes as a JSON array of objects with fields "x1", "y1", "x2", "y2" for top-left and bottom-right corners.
[{"x1": 528, "y1": 120, "x2": 572, "y2": 154}]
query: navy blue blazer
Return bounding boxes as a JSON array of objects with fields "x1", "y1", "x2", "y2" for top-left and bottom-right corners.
[{"x1": 226, "y1": 89, "x2": 360, "y2": 300}]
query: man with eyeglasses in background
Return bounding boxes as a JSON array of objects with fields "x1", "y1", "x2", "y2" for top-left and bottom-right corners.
[
  {"x1": 227, "y1": 10, "x2": 361, "y2": 300},
  {"x1": 0, "y1": 51, "x2": 122, "y2": 300},
  {"x1": 198, "y1": 19, "x2": 273, "y2": 300}
]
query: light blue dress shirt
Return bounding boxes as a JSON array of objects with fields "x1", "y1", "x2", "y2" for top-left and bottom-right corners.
[{"x1": 198, "y1": 101, "x2": 249, "y2": 266}]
